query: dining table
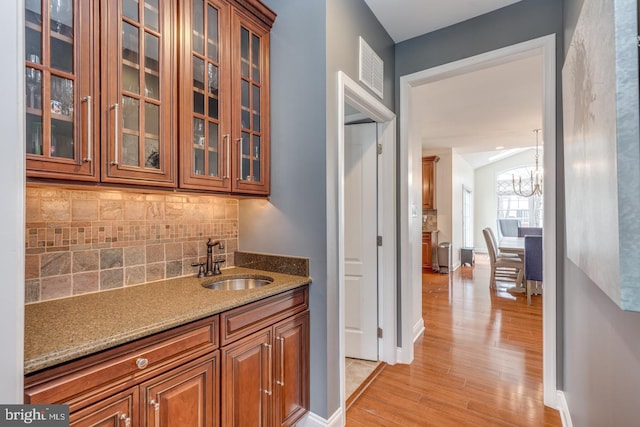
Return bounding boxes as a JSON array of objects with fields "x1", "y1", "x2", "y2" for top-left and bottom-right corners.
[{"x1": 498, "y1": 236, "x2": 525, "y2": 256}]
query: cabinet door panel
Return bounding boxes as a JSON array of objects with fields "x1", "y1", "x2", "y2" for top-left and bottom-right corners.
[
  {"x1": 179, "y1": 0, "x2": 231, "y2": 191},
  {"x1": 221, "y1": 330, "x2": 271, "y2": 427},
  {"x1": 26, "y1": 0, "x2": 99, "y2": 181},
  {"x1": 422, "y1": 233, "x2": 432, "y2": 269},
  {"x1": 102, "y1": 0, "x2": 175, "y2": 186},
  {"x1": 422, "y1": 156, "x2": 438, "y2": 210},
  {"x1": 273, "y1": 311, "x2": 309, "y2": 427},
  {"x1": 231, "y1": 10, "x2": 270, "y2": 195},
  {"x1": 142, "y1": 354, "x2": 219, "y2": 427},
  {"x1": 70, "y1": 387, "x2": 138, "y2": 427}
]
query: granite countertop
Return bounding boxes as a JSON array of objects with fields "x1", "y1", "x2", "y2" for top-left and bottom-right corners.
[{"x1": 25, "y1": 264, "x2": 311, "y2": 374}]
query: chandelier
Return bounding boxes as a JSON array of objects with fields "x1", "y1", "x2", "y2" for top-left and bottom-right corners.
[{"x1": 512, "y1": 129, "x2": 543, "y2": 197}]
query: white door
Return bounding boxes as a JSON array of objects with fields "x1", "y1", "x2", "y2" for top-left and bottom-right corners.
[{"x1": 344, "y1": 122, "x2": 378, "y2": 361}]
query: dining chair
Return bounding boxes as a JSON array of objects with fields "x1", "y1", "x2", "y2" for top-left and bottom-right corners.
[
  {"x1": 487, "y1": 227, "x2": 521, "y2": 260},
  {"x1": 482, "y1": 228, "x2": 523, "y2": 289},
  {"x1": 497, "y1": 218, "x2": 520, "y2": 238},
  {"x1": 518, "y1": 227, "x2": 543, "y2": 237},
  {"x1": 524, "y1": 235, "x2": 543, "y2": 305}
]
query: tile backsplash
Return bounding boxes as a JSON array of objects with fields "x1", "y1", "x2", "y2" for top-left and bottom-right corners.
[{"x1": 25, "y1": 185, "x2": 238, "y2": 303}]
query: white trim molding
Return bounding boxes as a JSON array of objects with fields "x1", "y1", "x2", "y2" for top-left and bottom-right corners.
[
  {"x1": 335, "y1": 70, "x2": 397, "y2": 423},
  {"x1": 399, "y1": 34, "x2": 557, "y2": 407},
  {"x1": 557, "y1": 391, "x2": 574, "y2": 427},
  {"x1": 298, "y1": 409, "x2": 343, "y2": 427}
]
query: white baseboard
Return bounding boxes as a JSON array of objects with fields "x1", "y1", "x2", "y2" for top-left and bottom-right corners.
[
  {"x1": 297, "y1": 408, "x2": 343, "y2": 427},
  {"x1": 413, "y1": 317, "x2": 425, "y2": 343},
  {"x1": 557, "y1": 391, "x2": 573, "y2": 427},
  {"x1": 394, "y1": 318, "x2": 424, "y2": 365}
]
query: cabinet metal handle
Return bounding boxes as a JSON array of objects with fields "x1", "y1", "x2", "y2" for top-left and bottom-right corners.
[
  {"x1": 276, "y1": 336, "x2": 284, "y2": 386},
  {"x1": 119, "y1": 413, "x2": 131, "y2": 427},
  {"x1": 110, "y1": 103, "x2": 119, "y2": 165},
  {"x1": 149, "y1": 399, "x2": 160, "y2": 426},
  {"x1": 236, "y1": 138, "x2": 243, "y2": 181},
  {"x1": 264, "y1": 342, "x2": 272, "y2": 396},
  {"x1": 222, "y1": 134, "x2": 230, "y2": 179},
  {"x1": 136, "y1": 357, "x2": 149, "y2": 369},
  {"x1": 81, "y1": 96, "x2": 92, "y2": 162}
]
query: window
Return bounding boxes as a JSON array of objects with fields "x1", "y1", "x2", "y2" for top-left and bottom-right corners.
[
  {"x1": 462, "y1": 186, "x2": 473, "y2": 248},
  {"x1": 497, "y1": 167, "x2": 543, "y2": 227}
]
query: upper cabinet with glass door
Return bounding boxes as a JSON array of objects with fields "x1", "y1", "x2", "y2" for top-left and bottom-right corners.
[
  {"x1": 101, "y1": 0, "x2": 176, "y2": 186},
  {"x1": 25, "y1": 0, "x2": 98, "y2": 181},
  {"x1": 180, "y1": 0, "x2": 274, "y2": 195},
  {"x1": 230, "y1": 8, "x2": 272, "y2": 195},
  {"x1": 179, "y1": 0, "x2": 230, "y2": 191}
]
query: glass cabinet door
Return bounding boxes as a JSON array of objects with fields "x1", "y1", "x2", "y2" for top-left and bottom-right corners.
[
  {"x1": 25, "y1": 0, "x2": 97, "y2": 180},
  {"x1": 102, "y1": 0, "x2": 175, "y2": 186},
  {"x1": 231, "y1": 11, "x2": 270, "y2": 195},
  {"x1": 179, "y1": 0, "x2": 230, "y2": 191}
]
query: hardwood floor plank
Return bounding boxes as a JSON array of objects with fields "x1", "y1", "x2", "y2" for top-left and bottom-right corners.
[{"x1": 346, "y1": 256, "x2": 561, "y2": 426}]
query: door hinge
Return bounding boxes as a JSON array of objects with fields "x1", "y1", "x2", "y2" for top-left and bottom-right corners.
[
  {"x1": 377, "y1": 327, "x2": 383, "y2": 338},
  {"x1": 377, "y1": 144, "x2": 382, "y2": 155},
  {"x1": 377, "y1": 236, "x2": 382, "y2": 246}
]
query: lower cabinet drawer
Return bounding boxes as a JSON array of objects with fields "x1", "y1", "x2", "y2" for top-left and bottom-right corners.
[
  {"x1": 25, "y1": 316, "x2": 219, "y2": 408},
  {"x1": 220, "y1": 287, "x2": 309, "y2": 346}
]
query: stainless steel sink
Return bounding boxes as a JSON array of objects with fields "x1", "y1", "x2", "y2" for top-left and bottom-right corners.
[{"x1": 202, "y1": 276, "x2": 274, "y2": 290}]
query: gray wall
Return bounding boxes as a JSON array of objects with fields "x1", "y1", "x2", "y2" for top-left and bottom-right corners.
[
  {"x1": 561, "y1": 0, "x2": 640, "y2": 424},
  {"x1": 239, "y1": 0, "x2": 393, "y2": 419},
  {"x1": 239, "y1": 0, "x2": 329, "y2": 417},
  {"x1": 325, "y1": 0, "x2": 395, "y2": 414}
]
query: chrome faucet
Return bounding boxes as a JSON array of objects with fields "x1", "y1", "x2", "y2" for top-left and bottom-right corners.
[{"x1": 205, "y1": 238, "x2": 224, "y2": 276}]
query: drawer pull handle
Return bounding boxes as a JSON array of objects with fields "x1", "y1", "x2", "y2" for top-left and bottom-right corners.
[
  {"x1": 264, "y1": 342, "x2": 272, "y2": 396},
  {"x1": 119, "y1": 414, "x2": 131, "y2": 427},
  {"x1": 81, "y1": 95, "x2": 92, "y2": 163},
  {"x1": 276, "y1": 336, "x2": 284, "y2": 386},
  {"x1": 110, "y1": 103, "x2": 120, "y2": 165},
  {"x1": 136, "y1": 358, "x2": 149, "y2": 369}
]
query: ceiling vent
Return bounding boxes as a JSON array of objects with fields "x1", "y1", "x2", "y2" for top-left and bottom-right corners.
[{"x1": 359, "y1": 37, "x2": 384, "y2": 99}]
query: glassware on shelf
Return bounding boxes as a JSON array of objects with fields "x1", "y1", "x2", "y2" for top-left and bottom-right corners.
[
  {"x1": 25, "y1": 66, "x2": 42, "y2": 110},
  {"x1": 30, "y1": 122, "x2": 42, "y2": 155}
]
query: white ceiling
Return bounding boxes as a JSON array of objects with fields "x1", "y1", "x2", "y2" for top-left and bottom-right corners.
[
  {"x1": 413, "y1": 51, "x2": 543, "y2": 168},
  {"x1": 363, "y1": 0, "x2": 542, "y2": 169},
  {"x1": 363, "y1": 0, "x2": 523, "y2": 43}
]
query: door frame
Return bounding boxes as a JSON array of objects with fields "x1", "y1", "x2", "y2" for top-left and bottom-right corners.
[
  {"x1": 398, "y1": 34, "x2": 558, "y2": 407},
  {"x1": 336, "y1": 71, "x2": 396, "y2": 416}
]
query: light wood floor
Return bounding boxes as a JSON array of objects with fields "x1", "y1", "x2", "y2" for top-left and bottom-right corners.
[{"x1": 346, "y1": 256, "x2": 562, "y2": 426}]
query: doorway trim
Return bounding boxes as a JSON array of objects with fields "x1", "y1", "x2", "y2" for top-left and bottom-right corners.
[
  {"x1": 398, "y1": 34, "x2": 557, "y2": 407},
  {"x1": 336, "y1": 71, "x2": 397, "y2": 419}
]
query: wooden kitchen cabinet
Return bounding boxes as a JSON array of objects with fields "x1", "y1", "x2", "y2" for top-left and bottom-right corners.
[
  {"x1": 221, "y1": 311, "x2": 309, "y2": 427},
  {"x1": 25, "y1": 316, "x2": 220, "y2": 426},
  {"x1": 179, "y1": 0, "x2": 274, "y2": 195},
  {"x1": 70, "y1": 388, "x2": 138, "y2": 427},
  {"x1": 422, "y1": 156, "x2": 439, "y2": 209},
  {"x1": 26, "y1": 0, "x2": 274, "y2": 196},
  {"x1": 220, "y1": 287, "x2": 310, "y2": 427},
  {"x1": 141, "y1": 356, "x2": 219, "y2": 427},
  {"x1": 25, "y1": 0, "x2": 99, "y2": 181},
  {"x1": 25, "y1": 286, "x2": 309, "y2": 427},
  {"x1": 101, "y1": 0, "x2": 176, "y2": 186},
  {"x1": 422, "y1": 232, "x2": 432, "y2": 270},
  {"x1": 221, "y1": 329, "x2": 272, "y2": 426},
  {"x1": 273, "y1": 312, "x2": 310, "y2": 427}
]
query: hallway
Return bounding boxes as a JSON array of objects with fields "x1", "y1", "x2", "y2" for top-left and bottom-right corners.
[{"x1": 346, "y1": 256, "x2": 562, "y2": 426}]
